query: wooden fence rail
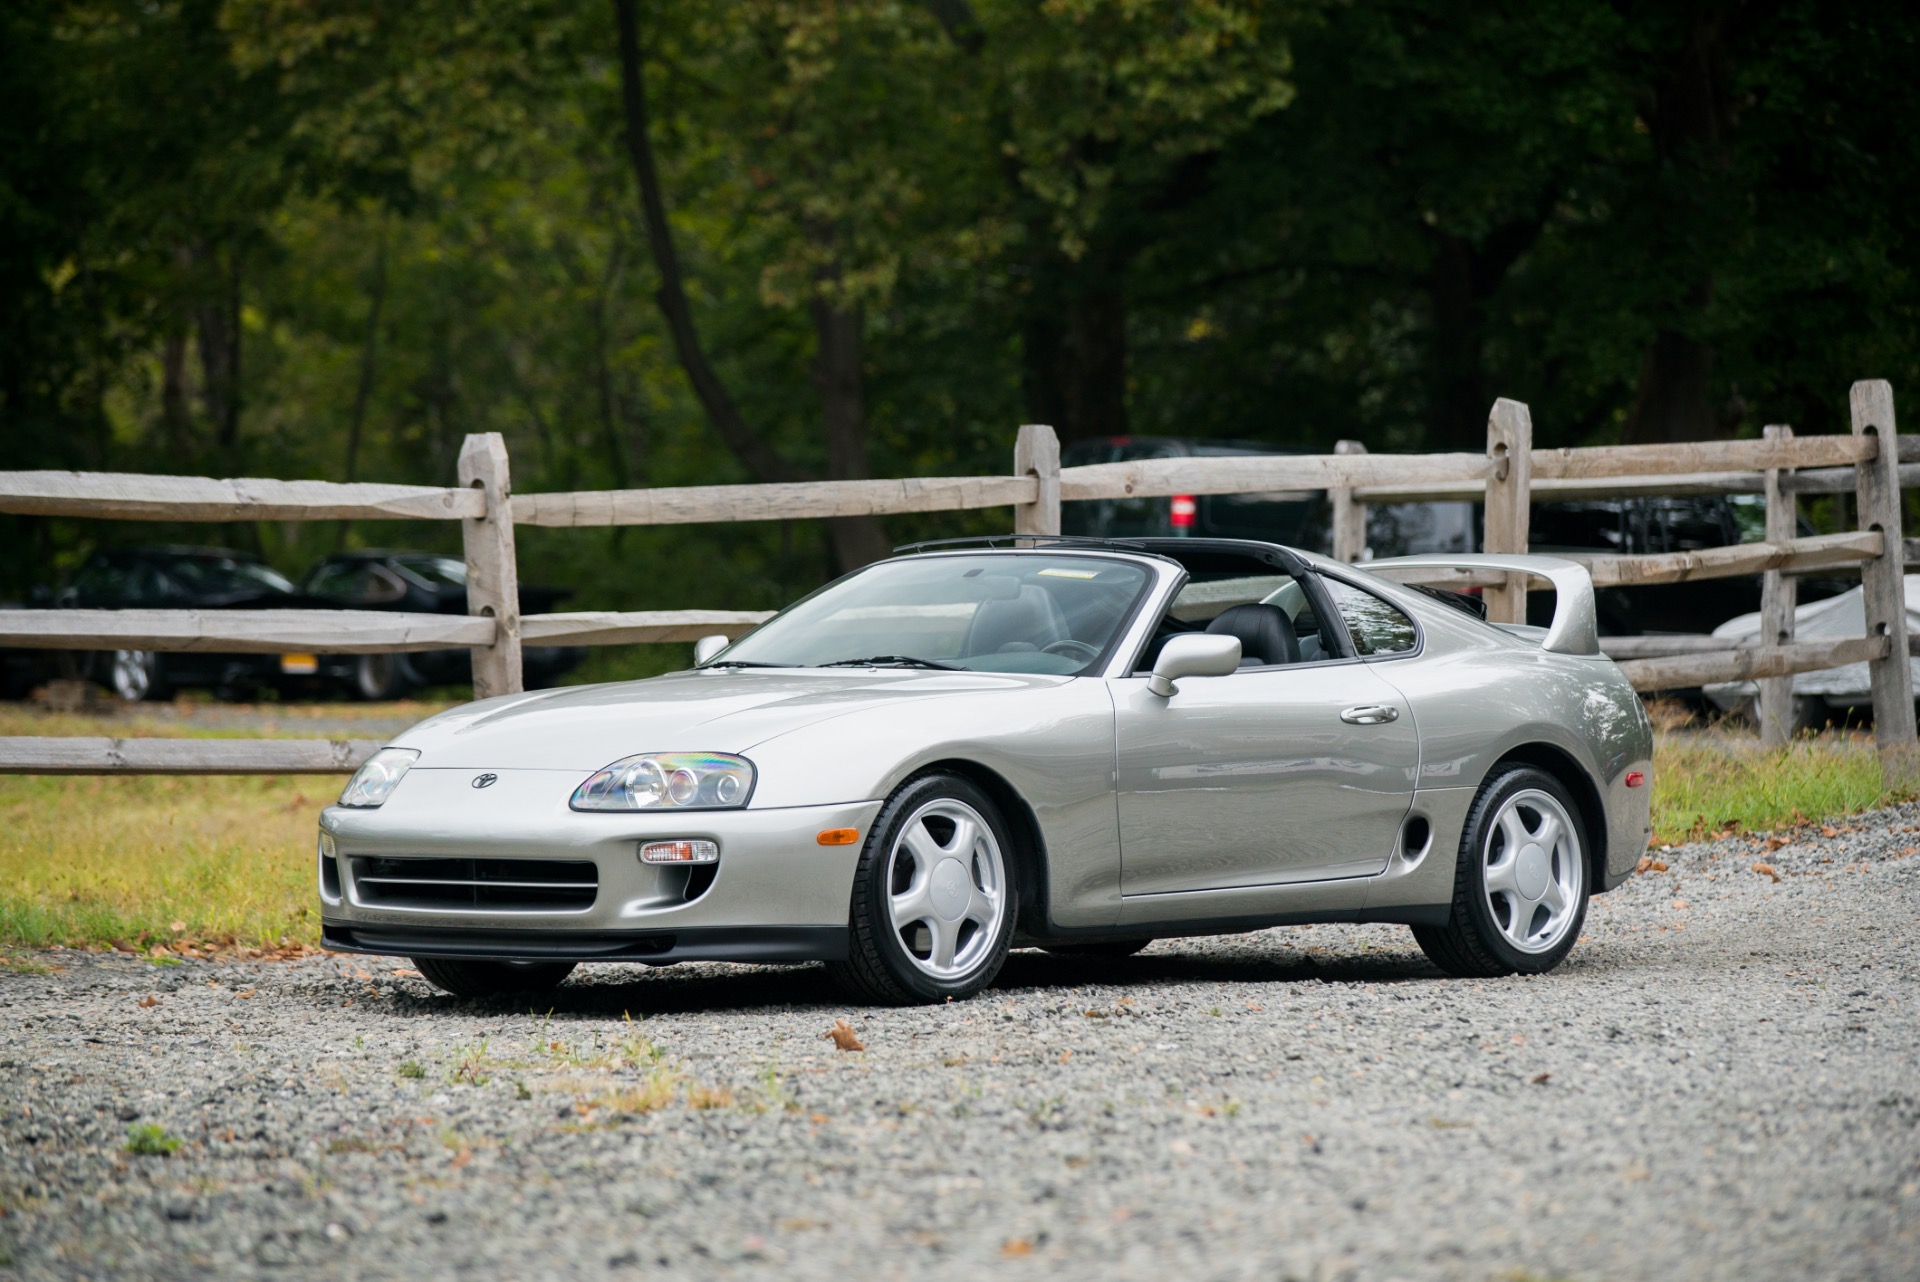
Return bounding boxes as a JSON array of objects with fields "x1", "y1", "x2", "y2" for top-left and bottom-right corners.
[{"x1": 0, "y1": 380, "x2": 1912, "y2": 784}]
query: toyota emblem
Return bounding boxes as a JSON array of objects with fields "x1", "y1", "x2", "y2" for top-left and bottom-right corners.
[{"x1": 471, "y1": 773, "x2": 498, "y2": 790}]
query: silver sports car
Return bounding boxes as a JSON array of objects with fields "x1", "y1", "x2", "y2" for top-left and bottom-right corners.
[{"x1": 318, "y1": 537, "x2": 1652, "y2": 1004}]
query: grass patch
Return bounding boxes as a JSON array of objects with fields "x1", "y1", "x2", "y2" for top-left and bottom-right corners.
[
  {"x1": 0, "y1": 696, "x2": 1912, "y2": 951},
  {"x1": 124, "y1": 1123, "x2": 183, "y2": 1156},
  {"x1": 1651, "y1": 729, "x2": 1908, "y2": 844}
]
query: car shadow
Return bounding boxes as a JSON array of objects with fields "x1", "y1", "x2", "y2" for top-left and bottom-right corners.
[{"x1": 384, "y1": 942, "x2": 1445, "y2": 1020}]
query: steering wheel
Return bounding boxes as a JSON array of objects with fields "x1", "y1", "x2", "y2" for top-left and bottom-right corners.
[{"x1": 1042, "y1": 639, "x2": 1101, "y2": 662}]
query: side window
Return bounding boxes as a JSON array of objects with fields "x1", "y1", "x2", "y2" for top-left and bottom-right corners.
[{"x1": 1323, "y1": 579, "x2": 1418, "y2": 656}]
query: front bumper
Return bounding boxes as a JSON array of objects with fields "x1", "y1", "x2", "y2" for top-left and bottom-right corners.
[{"x1": 319, "y1": 767, "x2": 880, "y2": 961}]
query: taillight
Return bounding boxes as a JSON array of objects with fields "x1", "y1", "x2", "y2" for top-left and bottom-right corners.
[{"x1": 1169, "y1": 495, "x2": 1197, "y2": 529}]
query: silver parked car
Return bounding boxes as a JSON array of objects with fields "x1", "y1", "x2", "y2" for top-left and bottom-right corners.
[{"x1": 318, "y1": 537, "x2": 1653, "y2": 1004}]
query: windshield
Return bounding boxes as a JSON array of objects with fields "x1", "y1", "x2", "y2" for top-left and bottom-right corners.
[
  {"x1": 712, "y1": 554, "x2": 1154, "y2": 675},
  {"x1": 161, "y1": 556, "x2": 295, "y2": 597}
]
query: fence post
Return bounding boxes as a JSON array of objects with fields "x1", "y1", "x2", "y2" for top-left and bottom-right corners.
[
  {"x1": 1330, "y1": 440, "x2": 1368, "y2": 562},
  {"x1": 458, "y1": 432, "x2": 524, "y2": 699},
  {"x1": 1014, "y1": 424, "x2": 1061, "y2": 536},
  {"x1": 1482, "y1": 398, "x2": 1534, "y2": 624},
  {"x1": 1850, "y1": 381, "x2": 1917, "y2": 787},
  {"x1": 1757, "y1": 424, "x2": 1798, "y2": 746}
]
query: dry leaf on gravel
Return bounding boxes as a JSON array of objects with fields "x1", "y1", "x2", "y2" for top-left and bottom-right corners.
[
  {"x1": 826, "y1": 1019, "x2": 865, "y2": 1052},
  {"x1": 1650, "y1": 860, "x2": 1669, "y2": 872},
  {"x1": 1752, "y1": 863, "x2": 1782, "y2": 883},
  {"x1": 1530, "y1": 1072, "x2": 1552, "y2": 1085},
  {"x1": 1001, "y1": 1239, "x2": 1034, "y2": 1257},
  {"x1": 137, "y1": 995, "x2": 160, "y2": 1008},
  {"x1": 235, "y1": 989, "x2": 258, "y2": 999},
  {"x1": 1671, "y1": 899, "x2": 1691, "y2": 910},
  {"x1": 1635, "y1": 856, "x2": 1653, "y2": 874}
]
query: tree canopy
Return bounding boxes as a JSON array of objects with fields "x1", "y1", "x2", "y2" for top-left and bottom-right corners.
[{"x1": 4, "y1": 0, "x2": 1917, "y2": 637}]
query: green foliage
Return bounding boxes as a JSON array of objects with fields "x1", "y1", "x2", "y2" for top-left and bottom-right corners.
[
  {"x1": 2, "y1": 0, "x2": 1917, "y2": 607},
  {"x1": 124, "y1": 1123, "x2": 183, "y2": 1156}
]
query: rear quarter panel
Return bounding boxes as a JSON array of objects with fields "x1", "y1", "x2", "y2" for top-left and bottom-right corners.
[{"x1": 1356, "y1": 580, "x2": 1654, "y2": 889}]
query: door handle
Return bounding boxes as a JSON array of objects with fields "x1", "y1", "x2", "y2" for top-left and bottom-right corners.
[{"x1": 1340, "y1": 704, "x2": 1399, "y2": 725}]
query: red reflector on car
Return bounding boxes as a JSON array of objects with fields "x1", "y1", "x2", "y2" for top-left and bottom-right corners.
[
  {"x1": 1169, "y1": 495, "x2": 1197, "y2": 528},
  {"x1": 1625, "y1": 771, "x2": 1646, "y2": 788}
]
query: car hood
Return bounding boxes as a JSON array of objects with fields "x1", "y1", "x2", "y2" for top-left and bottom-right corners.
[{"x1": 389, "y1": 668, "x2": 1069, "y2": 771}]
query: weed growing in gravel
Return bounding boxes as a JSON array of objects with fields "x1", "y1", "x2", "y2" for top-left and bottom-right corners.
[
  {"x1": 592, "y1": 1062, "x2": 679, "y2": 1115},
  {"x1": 450, "y1": 1039, "x2": 492, "y2": 1086},
  {"x1": 397, "y1": 1061, "x2": 426, "y2": 1080},
  {"x1": 124, "y1": 1124, "x2": 182, "y2": 1156},
  {"x1": 0, "y1": 951, "x2": 50, "y2": 974},
  {"x1": 687, "y1": 1082, "x2": 734, "y2": 1110},
  {"x1": 748, "y1": 1059, "x2": 799, "y2": 1114}
]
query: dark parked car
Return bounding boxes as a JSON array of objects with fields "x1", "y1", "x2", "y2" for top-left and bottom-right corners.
[
  {"x1": 293, "y1": 551, "x2": 585, "y2": 699},
  {"x1": 1065, "y1": 437, "x2": 1844, "y2": 636},
  {"x1": 53, "y1": 546, "x2": 300, "y2": 701}
]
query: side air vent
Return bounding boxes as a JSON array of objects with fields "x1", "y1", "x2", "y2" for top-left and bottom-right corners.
[{"x1": 350, "y1": 857, "x2": 597, "y2": 912}]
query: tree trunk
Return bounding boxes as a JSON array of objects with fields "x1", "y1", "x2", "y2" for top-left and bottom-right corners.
[
  {"x1": 1022, "y1": 253, "x2": 1129, "y2": 447},
  {"x1": 194, "y1": 243, "x2": 243, "y2": 456},
  {"x1": 1622, "y1": 10, "x2": 1739, "y2": 444},
  {"x1": 611, "y1": 0, "x2": 800, "y2": 486},
  {"x1": 810, "y1": 290, "x2": 891, "y2": 569}
]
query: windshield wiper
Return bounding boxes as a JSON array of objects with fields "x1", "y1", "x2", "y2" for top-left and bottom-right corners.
[
  {"x1": 700, "y1": 659, "x2": 783, "y2": 669},
  {"x1": 818, "y1": 655, "x2": 963, "y2": 671}
]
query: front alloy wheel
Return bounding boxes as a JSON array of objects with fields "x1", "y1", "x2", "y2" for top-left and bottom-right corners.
[
  {"x1": 109, "y1": 650, "x2": 162, "y2": 703},
  {"x1": 1412, "y1": 765, "x2": 1589, "y2": 977},
  {"x1": 829, "y1": 774, "x2": 1016, "y2": 1004}
]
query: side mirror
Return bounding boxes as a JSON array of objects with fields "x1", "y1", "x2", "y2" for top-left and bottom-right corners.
[
  {"x1": 693, "y1": 635, "x2": 730, "y2": 666},
  {"x1": 1148, "y1": 633, "x2": 1241, "y2": 697}
]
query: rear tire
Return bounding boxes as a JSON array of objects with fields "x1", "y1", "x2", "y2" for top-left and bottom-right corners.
[
  {"x1": 1412, "y1": 765, "x2": 1590, "y2": 978},
  {"x1": 353, "y1": 653, "x2": 415, "y2": 701},
  {"x1": 108, "y1": 650, "x2": 168, "y2": 703},
  {"x1": 1042, "y1": 939, "x2": 1151, "y2": 958},
  {"x1": 410, "y1": 956, "x2": 577, "y2": 998},
  {"x1": 828, "y1": 773, "x2": 1018, "y2": 1005}
]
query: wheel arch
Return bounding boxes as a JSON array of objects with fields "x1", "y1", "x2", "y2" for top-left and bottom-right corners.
[
  {"x1": 908, "y1": 757, "x2": 1050, "y2": 937},
  {"x1": 1487, "y1": 742, "x2": 1609, "y2": 891}
]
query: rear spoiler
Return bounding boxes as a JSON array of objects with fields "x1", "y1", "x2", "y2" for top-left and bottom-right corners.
[{"x1": 1362, "y1": 554, "x2": 1601, "y2": 657}]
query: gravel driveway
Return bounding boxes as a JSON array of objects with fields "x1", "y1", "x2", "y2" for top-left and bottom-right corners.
[{"x1": 4, "y1": 808, "x2": 1918, "y2": 1281}]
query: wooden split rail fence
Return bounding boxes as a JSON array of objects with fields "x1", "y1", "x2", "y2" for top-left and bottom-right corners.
[{"x1": 1, "y1": 380, "x2": 1914, "y2": 786}]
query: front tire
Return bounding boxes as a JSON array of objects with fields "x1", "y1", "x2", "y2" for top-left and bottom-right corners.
[
  {"x1": 108, "y1": 650, "x2": 167, "y2": 703},
  {"x1": 828, "y1": 774, "x2": 1018, "y2": 1005},
  {"x1": 1412, "y1": 765, "x2": 1589, "y2": 978},
  {"x1": 410, "y1": 957, "x2": 577, "y2": 998}
]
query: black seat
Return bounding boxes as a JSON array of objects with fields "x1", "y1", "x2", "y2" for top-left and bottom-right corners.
[{"x1": 1205, "y1": 603, "x2": 1299, "y2": 667}]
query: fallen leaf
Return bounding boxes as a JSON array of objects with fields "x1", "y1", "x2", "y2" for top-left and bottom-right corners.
[
  {"x1": 809, "y1": 1113, "x2": 829, "y2": 1124},
  {"x1": 1765, "y1": 836, "x2": 1789, "y2": 852},
  {"x1": 235, "y1": 989, "x2": 258, "y2": 999},
  {"x1": 1529, "y1": 1071, "x2": 1552, "y2": 1085},
  {"x1": 449, "y1": 1148, "x2": 472, "y2": 1170},
  {"x1": 1001, "y1": 1239, "x2": 1034, "y2": 1258},
  {"x1": 1671, "y1": 899, "x2": 1691, "y2": 910},
  {"x1": 137, "y1": 995, "x2": 160, "y2": 1008},
  {"x1": 1083, "y1": 1009, "x2": 1107, "y2": 1018},
  {"x1": 1650, "y1": 860, "x2": 1669, "y2": 872},
  {"x1": 1822, "y1": 826, "x2": 1839, "y2": 838},
  {"x1": 1751, "y1": 863, "x2": 1781, "y2": 883},
  {"x1": 1245, "y1": 1002, "x2": 1264, "y2": 1012},
  {"x1": 1057, "y1": 1050, "x2": 1073, "y2": 1063},
  {"x1": 1635, "y1": 856, "x2": 1653, "y2": 874},
  {"x1": 169, "y1": 921, "x2": 186, "y2": 933},
  {"x1": 825, "y1": 1019, "x2": 865, "y2": 1052}
]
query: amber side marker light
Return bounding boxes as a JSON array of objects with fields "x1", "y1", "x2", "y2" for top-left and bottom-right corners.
[
  {"x1": 1625, "y1": 771, "x2": 1646, "y2": 788},
  {"x1": 817, "y1": 828, "x2": 860, "y2": 846}
]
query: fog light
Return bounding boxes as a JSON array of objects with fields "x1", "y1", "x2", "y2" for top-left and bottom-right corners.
[{"x1": 640, "y1": 839, "x2": 719, "y2": 865}]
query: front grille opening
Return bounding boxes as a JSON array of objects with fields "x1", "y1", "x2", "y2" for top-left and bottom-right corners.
[{"x1": 350, "y1": 856, "x2": 597, "y2": 912}]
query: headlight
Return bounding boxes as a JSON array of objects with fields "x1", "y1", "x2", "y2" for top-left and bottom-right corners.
[
  {"x1": 338, "y1": 748, "x2": 419, "y2": 808},
  {"x1": 571, "y1": 753, "x2": 755, "y2": 811}
]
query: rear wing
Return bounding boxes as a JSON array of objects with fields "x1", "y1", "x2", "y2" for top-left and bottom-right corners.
[{"x1": 1362, "y1": 554, "x2": 1601, "y2": 657}]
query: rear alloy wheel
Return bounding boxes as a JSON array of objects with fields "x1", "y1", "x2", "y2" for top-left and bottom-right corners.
[
  {"x1": 829, "y1": 774, "x2": 1017, "y2": 1005},
  {"x1": 410, "y1": 957, "x2": 577, "y2": 998},
  {"x1": 108, "y1": 650, "x2": 165, "y2": 703},
  {"x1": 1412, "y1": 765, "x2": 1589, "y2": 978}
]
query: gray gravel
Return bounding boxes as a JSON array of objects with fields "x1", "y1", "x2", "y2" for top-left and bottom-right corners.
[{"x1": 4, "y1": 809, "x2": 1919, "y2": 1282}]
